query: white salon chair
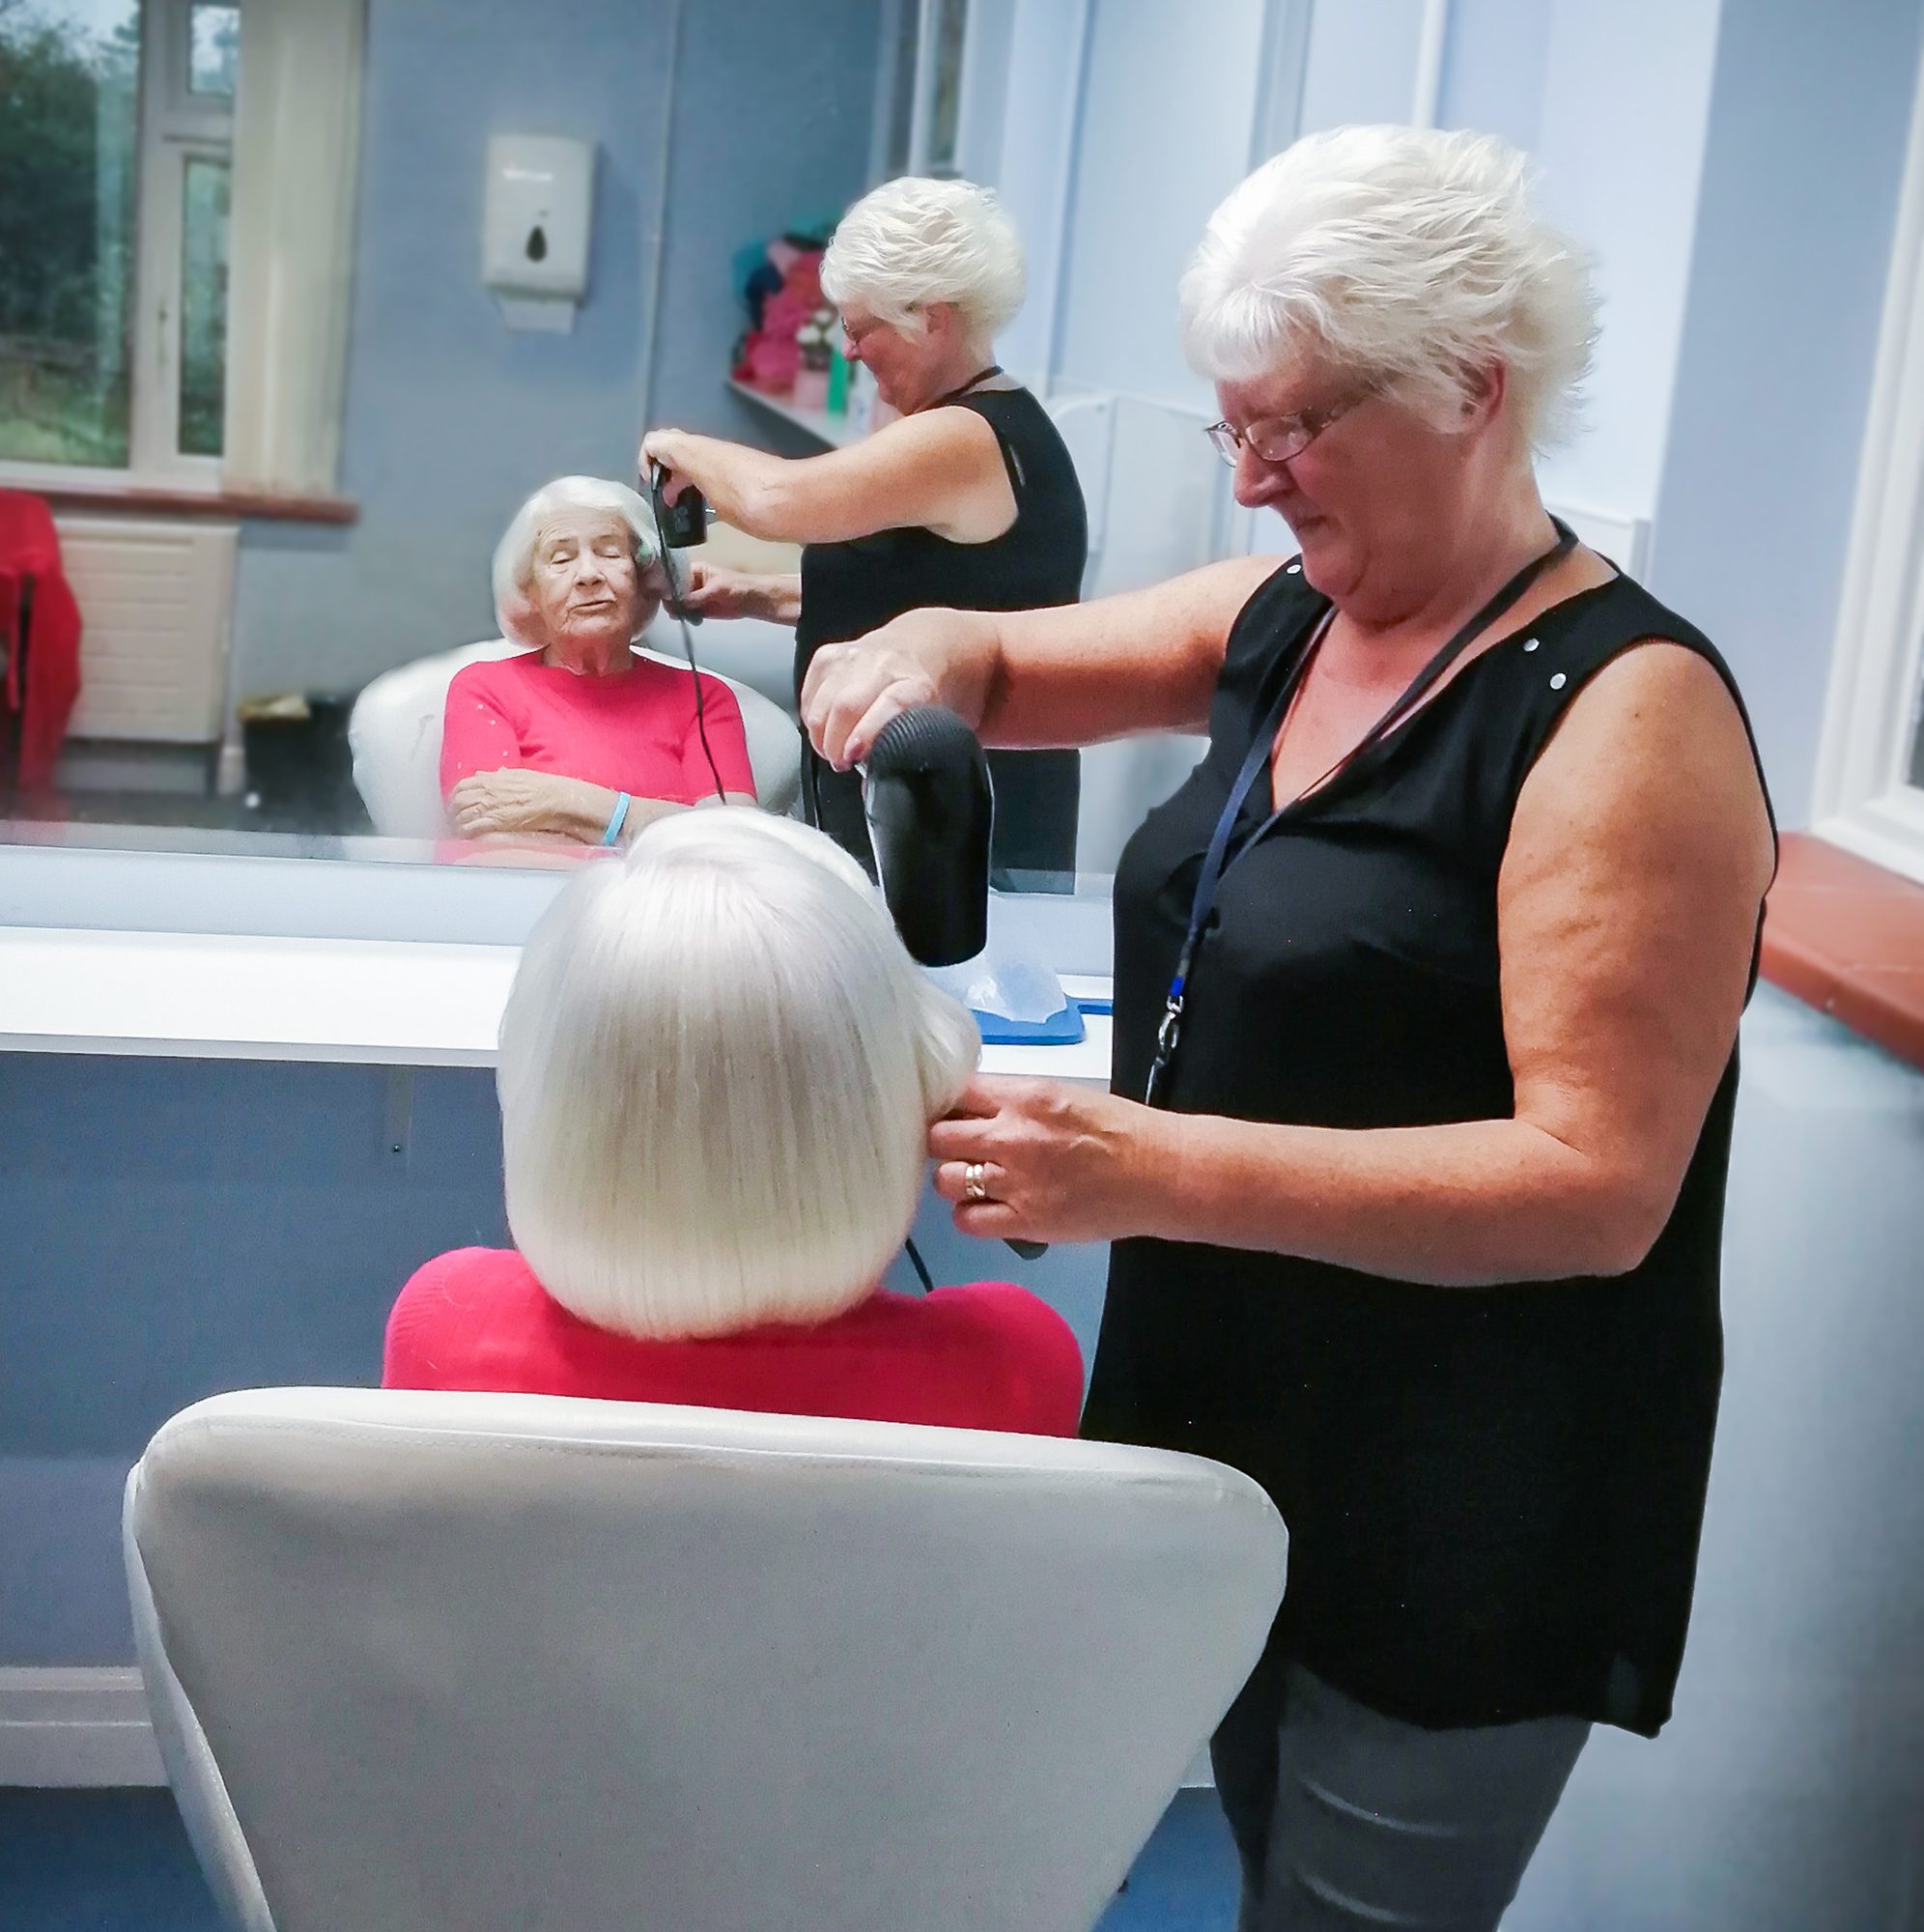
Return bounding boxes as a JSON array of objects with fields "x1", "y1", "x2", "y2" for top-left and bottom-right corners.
[
  {"x1": 349, "y1": 621, "x2": 801, "y2": 838},
  {"x1": 124, "y1": 1386, "x2": 1287, "y2": 1932}
]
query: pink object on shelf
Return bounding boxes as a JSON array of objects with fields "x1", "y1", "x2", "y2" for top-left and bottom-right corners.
[
  {"x1": 745, "y1": 336, "x2": 801, "y2": 391},
  {"x1": 791, "y1": 367, "x2": 830, "y2": 412}
]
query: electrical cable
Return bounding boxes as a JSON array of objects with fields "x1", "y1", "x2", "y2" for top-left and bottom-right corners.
[
  {"x1": 647, "y1": 474, "x2": 728, "y2": 803},
  {"x1": 904, "y1": 1237, "x2": 935, "y2": 1294}
]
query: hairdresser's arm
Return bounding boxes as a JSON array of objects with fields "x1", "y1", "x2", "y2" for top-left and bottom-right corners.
[
  {"x1": 675, "y1": 560, "x2": 803, "y2": 625},
  {"x1": 801, "y1": 555, "x2": 1281, "y2": 768},
  {"x1": 641, "y1": 411, "x2": 1012, "y2": 546},
  {"x1": 927, "y1": 643, "x2": 1775, "y2": 1282}
]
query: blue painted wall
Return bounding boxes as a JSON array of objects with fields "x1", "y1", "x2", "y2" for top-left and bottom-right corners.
[
  {"x1": 2, "y1": 1057, "x2": 508, "y2": 1662},
  {"x1": 648, "y1": 0, "x2": 885, "y2": 447},
  {"x1": 230, "y1": 0, "x2": 881, "y2": 703},
  {"x1": 1648, "y1": 0, "x2": 1924, "y2": 827}
]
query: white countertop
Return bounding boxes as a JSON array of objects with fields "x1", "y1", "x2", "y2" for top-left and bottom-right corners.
[{"x1": 0, "y1": 925, "x2": 1114, "y2": 1082}]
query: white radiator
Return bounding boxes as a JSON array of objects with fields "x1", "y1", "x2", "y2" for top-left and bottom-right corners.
[{"x1": 53, "y1": 516, "x2": 238, "y2": 743}]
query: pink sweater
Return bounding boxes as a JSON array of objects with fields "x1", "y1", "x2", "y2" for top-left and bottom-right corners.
[
  {"x1": 440, "y1": 650, "x2": 756, "y2": 804},
  {"x1": 385, "y1": 1248, "x2": 1087, "y2": 1437}
]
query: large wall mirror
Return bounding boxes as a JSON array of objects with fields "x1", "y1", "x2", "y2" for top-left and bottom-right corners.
[
  {"x1": 1, "y1": 0, "x2": 1682, "y2": 908},
  {"x1": 0, "y1": 0, "x2": 1325, "y2": 903}
]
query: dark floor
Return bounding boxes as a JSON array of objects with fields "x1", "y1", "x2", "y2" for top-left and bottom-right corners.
[
  {"x1": 28, "y1": 783, "x2": 369, "y2": 838},
  {"x1": 0, "y1": 1786, "x2": 1239, "y2": 1930}
]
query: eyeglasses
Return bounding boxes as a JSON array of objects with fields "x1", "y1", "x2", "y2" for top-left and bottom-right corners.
[{"x1": 1203, "y1": 387, "x2": 1374, "y2": 468}]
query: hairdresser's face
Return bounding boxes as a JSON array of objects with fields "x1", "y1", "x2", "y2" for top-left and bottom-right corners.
[
  {"x1": 839, "y1": 301, "x2": 945, "y2": 413},
  {"x1": 528, "y1": 509, "x2": 660, "y2": 660},
  {"x1": 1219, "y1": 353, "x2": 1480, "y2": 609}
]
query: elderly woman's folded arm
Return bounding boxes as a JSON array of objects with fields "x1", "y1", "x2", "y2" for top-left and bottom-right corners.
[{"x1": 1118, "y1": 644, "x2": 1776, "y2": 1284}]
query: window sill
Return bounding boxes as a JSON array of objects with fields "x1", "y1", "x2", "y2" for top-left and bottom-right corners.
[
  {"x1": 1761, "y1": 832, "x2": 1924, "y2": 1072},
  {"x1": 22, "y1": 479, "x2": 357, "y2": 525}
]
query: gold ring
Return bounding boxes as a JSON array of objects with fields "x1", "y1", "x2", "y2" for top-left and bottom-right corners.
[{"x1": 964, "y1": 1161, "x2": 989, "y2": 1203}]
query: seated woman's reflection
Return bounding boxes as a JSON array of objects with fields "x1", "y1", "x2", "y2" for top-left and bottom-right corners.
[
  {"x1": 383, "y1": 810, "x2": 1085, "y2": 1433},
  {"x1": 441, "y1": 476, "x2": 758, "y2": 843}
]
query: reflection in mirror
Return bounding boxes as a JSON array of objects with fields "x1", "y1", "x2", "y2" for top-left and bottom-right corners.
[{"x1": 0, "y1": 0, "x2": 1177, "y2": 885}]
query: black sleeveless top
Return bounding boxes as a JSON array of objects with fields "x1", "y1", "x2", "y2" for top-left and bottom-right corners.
[
  {"x1": 794, "y1": 385, "x2": 1089, "y2": 876},
  {"x1": 1083, "y1": 559, "x2": 1773, "y2": 1738}
]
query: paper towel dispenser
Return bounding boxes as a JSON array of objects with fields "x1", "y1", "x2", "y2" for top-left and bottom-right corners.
[{"x1": 483, "y1": 134, "x2": 594, "y2": 332}]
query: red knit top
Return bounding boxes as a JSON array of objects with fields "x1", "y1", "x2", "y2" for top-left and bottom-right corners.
[{"x1": 383, "y1": 1248, "x2": 1086, "y2": 1437}]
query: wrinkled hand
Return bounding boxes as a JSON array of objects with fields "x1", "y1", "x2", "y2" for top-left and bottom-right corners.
[
  {"x1": 926, "y1": 1074, "x2": 1164, "y2": 1246},
  {"x1": 800, "y1": 607, "x2": 989, "y2": 771},
  {"x1": 448, "y1": 768, "x2": 600, "y2": 840}
]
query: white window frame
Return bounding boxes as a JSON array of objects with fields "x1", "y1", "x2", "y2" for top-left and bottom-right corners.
[
  {"x1": 1813, "y1": 27, "x2": 1924, "y2": 885},
  {"x1": 0, "y1": 0, "x2": 234, "y2": 497},
  {"x1": 870, "y1": 0, "x2": 1009, "y2": 186}
]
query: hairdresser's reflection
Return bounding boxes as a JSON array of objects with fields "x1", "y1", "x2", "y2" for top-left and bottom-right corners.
[
  {"x1": 385, "y1": 811, "x2": 1084, "y2": 1433},
  {"x1": 640, "y1": 178, "x2": 1087, "y2": 875},
  {"x1": 442, "y1": 477, "x2": 757, "y2": 844}
]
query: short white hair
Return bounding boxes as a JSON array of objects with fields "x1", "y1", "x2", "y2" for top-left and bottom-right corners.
[
  {"x1": 498, "y1": 810, "x2": 980, "y2": 1341},
  {"x1": 1180, "y1": 126, "x2": 1597, "y2": 447},
  {"x1": 821, "y1": 176, "x2": 1025, "y2": 342},
  {"x1": 492, "y1": 475, "x2": 662, "y2": 649}
]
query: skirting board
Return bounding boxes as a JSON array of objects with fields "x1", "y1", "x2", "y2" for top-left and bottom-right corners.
[
  {"x1": 0, "y1": 1663, "x2": 1212, "y2": 1792},
  {"x1": 0, "y1": 1667, "x2": 166, "y2": 1786}
]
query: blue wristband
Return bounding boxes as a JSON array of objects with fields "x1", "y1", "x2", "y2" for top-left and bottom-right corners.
[{"x1": 601, "y1": 791, "x2": 632, "y2": 846}]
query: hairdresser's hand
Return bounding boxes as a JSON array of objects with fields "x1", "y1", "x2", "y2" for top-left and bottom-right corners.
[
  {"x1": 801, "y1": 607, "x2": 999, "y2": 770},
  {"x1": 928, "y1": 1075, "x2": 1169, "y2": 1246},
  {"x1": 677, "y1": 560, "x2": 778, "y2": 621},
  {"x1": 449, "y1": 769, "x2": 612, "y2": 842},
  {"x1": 638, "y1": 428, "x2": 700, "y2": 503}
]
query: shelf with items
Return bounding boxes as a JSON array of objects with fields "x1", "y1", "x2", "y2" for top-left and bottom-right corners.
[{"x1": 725, "y1": 379, "x2": 867, "y2": 450}]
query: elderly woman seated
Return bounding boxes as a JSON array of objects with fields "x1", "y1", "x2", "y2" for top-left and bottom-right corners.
[
  {"x1": 384, "y1": 810, "x2": 1084, "y2": 1434},
  {"x1": 441, "y1": 475, "x2": 758, "y2": 844}
]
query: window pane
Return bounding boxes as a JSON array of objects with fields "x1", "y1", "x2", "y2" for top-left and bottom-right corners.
[
  {"x1": 883, "y1": 0, "x2": 918, "y2": 179},
  {"x1": 189, "y1": 0, "x2": 238, "y2": 97},
  {"x1": 1909, "y1": 642, "x2": 1924, "y2": 791},
  {"x1": 179, "y1": 155, "x2": 230, "y2": 457},
  {"x1": 926, "y1": 0, "x2": 969, "y2": 175},
  {"x1": 0, "y1": 0, "x2": 140, "y2": 468}
]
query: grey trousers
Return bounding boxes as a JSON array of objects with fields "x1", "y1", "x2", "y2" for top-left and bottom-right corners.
[{"x1": 1209, "y1": 1658, "x2": 1591, "y2": 1932}]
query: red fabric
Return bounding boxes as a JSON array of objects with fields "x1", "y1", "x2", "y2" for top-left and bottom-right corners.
[
  {"x1": 0, "y1": 492, "x2": 82, "y2": 792},
  {"x1": 383, "y1": 1247, "x2": 1087, "y2": 1437},
  {"x1": 440, "y1": 650, "x2": 756, "y2": 804}
]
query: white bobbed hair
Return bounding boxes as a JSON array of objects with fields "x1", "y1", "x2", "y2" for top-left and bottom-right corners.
[
  {"x1": 492, "y1": 475, "x2": 663, "y2": 649},
  {"x1": 497, "y1": 810, "x2": 981, "y2": 1341},
  {"x1": 1180, "y1": 126, "x2": 1597, "y2": 447},
  {"x1": 821, "y1": 176, "x2": 1026, "y2": 342}
]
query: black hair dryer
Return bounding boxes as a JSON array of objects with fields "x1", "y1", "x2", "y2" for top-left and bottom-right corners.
[
  {"x1": 863, "y1": 705, "x2": 993, "y2": 969},
  {"x1": 863, "y1": 709, "x2": 1049, "y2": 1262},
  {"x1": 647, "y1": 462, "x2": 707, "y2": 549}
]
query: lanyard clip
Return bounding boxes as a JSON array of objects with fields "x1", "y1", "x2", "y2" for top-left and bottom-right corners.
[
  {"x1": 1155, "y1": 992, "x2": 1184, "y2": 1061},
  {"x1": 1143, "y1": 991, "x2": 1184, "y2": 1107}
]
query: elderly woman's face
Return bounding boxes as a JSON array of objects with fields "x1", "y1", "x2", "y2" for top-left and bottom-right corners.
[
  {"x1": 528, "y1": 508, "x2": 658, "y2": 654},
  {"x1": 1219, "y1": 355, "x2": 1478, "y2": 601}
]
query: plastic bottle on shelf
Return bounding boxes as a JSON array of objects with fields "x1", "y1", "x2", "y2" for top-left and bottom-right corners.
[{"x1": 846, "y1": 359, "x2": 875, "y2": 438}]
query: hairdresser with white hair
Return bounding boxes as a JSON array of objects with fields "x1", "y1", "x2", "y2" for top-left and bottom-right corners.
[
  {"x1": 441, "y1": 476, "x2": 757, "y2": 843},
  {"x1": 803, "y1": 128, "x2": 1775, "y2": 1929},
  {"x1": 384, "y1": 810, "x2": 1083, "y2": 1434},
  {"x1": 640, "y1": 176, "x2": 1087, "y2": 876}
]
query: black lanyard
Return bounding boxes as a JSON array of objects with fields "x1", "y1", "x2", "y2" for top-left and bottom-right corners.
[
  {"x1": 1141, "y1": 520, "x2": 1577, "y2": 1107},
  {"x1": 932, "y1": 364, "x2": 1003, "y2": 406}
]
